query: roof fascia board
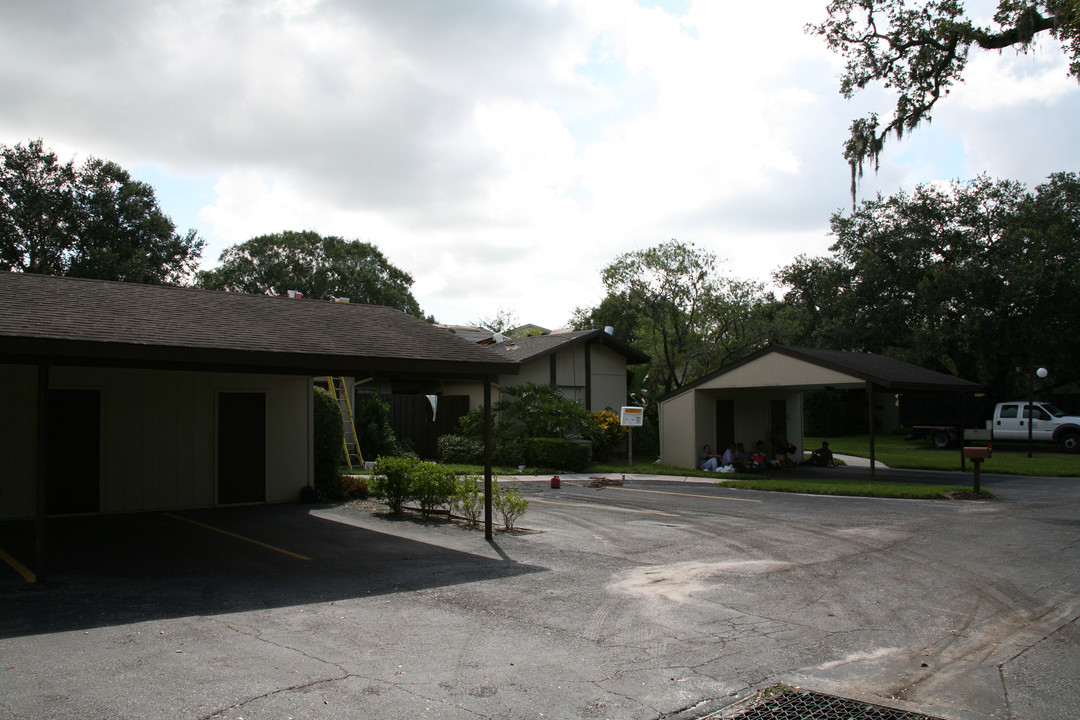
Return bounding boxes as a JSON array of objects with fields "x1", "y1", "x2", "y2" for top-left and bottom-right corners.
[{"x1": 1, "y1": 340, "x2": 520, "y2": 378}]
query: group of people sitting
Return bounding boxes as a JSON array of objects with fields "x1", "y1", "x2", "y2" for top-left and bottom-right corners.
[{"x1": 698, "y1": 439, "x2": 834, "y2": 472}]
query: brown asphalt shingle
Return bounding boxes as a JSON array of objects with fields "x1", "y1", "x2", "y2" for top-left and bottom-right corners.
[
  {"x1": 659, "y1": 344, "x2": 980, "y2": 400},
  {"x1": 494, "y1": 329, "x2": 649, "y2": 365},
  {"x1": 0, "y1": 273, "x2": 518, "y2": 377}
]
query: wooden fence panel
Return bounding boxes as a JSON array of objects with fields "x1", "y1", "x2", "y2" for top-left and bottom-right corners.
[{"x1": 388, "y1": 395, "x2": 470, "y2": 459}]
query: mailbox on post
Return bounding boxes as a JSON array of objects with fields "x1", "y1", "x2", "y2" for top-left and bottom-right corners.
[{"x1": 962, "y1": 446, "x2": 991, "y2": 493}]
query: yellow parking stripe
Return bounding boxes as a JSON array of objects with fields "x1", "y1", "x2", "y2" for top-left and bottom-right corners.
[
  {"x1": 0, "y1": 547, "x2": 36, "y2": 583},
  {"x1": 164, "y1": 513, "x2": 311, "y2": 560},
  {"x1": 529, "y1": 498, "x2": 679, "y2": 517},
  {"x1": 565, "y1": 482, "x2": 762, "y2": 503}
]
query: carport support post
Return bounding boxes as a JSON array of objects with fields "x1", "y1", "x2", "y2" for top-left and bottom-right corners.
[
  {"x1": 867, "y1": 382, "x2": 877, "y2": 482},
  {"x1": 484, "y1": 377, "x2": 493, "y2": 541},
  {"x1": 35, "y1": 363, "x2": 49, "y2": 583}
]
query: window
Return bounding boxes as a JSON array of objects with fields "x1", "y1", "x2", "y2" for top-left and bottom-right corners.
[{"x1": 1023, "y1": 406, "x2": 1051, "y2": 421}]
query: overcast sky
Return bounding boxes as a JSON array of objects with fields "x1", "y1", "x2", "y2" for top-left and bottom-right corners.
[{"x1": 3, "y1": 0, "x2": 1078, "y2": 328}]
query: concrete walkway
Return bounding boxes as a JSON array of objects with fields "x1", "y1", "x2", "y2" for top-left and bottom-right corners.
[{"x1": 833, "y1": 452, "x2": 888, "y2": 468}]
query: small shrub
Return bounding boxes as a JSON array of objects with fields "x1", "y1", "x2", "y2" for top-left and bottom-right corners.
[
  {"x1": 315, "y1": 474, "x2": 371, "y2": 502},
  {"x1": 494, "y1": 382, "x2": 588, "y2": 438},
  {"x1": 371, "y1": 455, "x2": 418, "y2": 513},
  {"x1": 355, "y1": 394, "x2": 400, "y2": 459},
  {"x1": 493, "y1": 480, "x2": 528, "y2": 531},
  {"x1": 455, "y1": 407, "x2": 486, "y2": 439},
  {"x1": 412, "y1": 462, "x2": 458, "y2": 516},
  {"x1": 341, "y1": 475, "x2": 370, "y2": 500},
  {"x1": 583, "y1": 409, "x2": 627, "y2": 461},
  {"x1": 452, "y1": 474, "x2": 484, "y2": 526},
  {"x1": 523, "y1": 437, "x2": 591, "y2": 471},
  {"x1": 437, "y1": 434, "x2": 483, "y2": 464}
]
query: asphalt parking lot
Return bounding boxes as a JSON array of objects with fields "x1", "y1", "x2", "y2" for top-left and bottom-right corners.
[{"x1": 1, "y1": 470, "x2": 1078, "y2": 720}]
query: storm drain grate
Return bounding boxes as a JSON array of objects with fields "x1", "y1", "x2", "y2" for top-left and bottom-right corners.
[{"x1": 719, "y1": 687, "x2": 945, "y2": 720}]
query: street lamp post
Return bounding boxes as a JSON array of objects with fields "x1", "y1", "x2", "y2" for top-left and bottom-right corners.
[{"x1": 1028, "y1": 366, "x2": 1049, "y2": 458}]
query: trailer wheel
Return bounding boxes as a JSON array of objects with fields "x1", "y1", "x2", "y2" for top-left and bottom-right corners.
[
  {"x1": 931, "y1": 430, "x2": 952, "y2": 449},
  {"x1": 1060, "y1": 431, "x2": 1080, "y2": 453}
]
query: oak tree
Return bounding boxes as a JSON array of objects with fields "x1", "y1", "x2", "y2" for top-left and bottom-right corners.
[
  {"x1": 774, "y1": 172, "x2": 1080, "y2": 396},
  {"x1": 197, "y1": 230, "x2": 427, "y2": 318},
  {"x1": 810, "y1": 0, "x2": 1080, "y2": 197},
  {"x1": 1, "y1": 139, "x2": 203, "y2": 284}
]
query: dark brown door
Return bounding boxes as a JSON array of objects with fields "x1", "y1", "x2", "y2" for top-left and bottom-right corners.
[
  {"x1": 715, "y1": 398, "x2": 735, "y2": 449},
  {"x1": 771, "y1": 399, "x2": 788, "y2": 445},
  {"x1": 47, "y1": 389, "x2": 101, "y2": 514},
  {"x1": 217, "y1": 392, "x2": 266, "y2": 504}
]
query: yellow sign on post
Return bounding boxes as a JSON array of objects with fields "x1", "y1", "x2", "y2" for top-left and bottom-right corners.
[{"x1": 620, "y1": 406, "x2": 644, "y2": 467}]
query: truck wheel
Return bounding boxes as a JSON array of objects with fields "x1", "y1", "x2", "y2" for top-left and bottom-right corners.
[
  {"x1": 931, "y1": 430, "x2": 952, "y2": 449},
  {"x1": 1061, "y1": 431, "x2": 1080, "y2": 453}
]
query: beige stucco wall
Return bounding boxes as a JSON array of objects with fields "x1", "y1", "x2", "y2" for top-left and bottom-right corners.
[
  {"x1": 496, "y1": 343, "x2": 630, "y2": 412},
  {"x1": 439, "y1": 380, "x2": 484, "y2": 411},
  {"x1": 696, "y1": 353, "x2": 861, "y2": 390},
  {"x1": 659, "y1": 389, "x2": 697, "y2": 469},
  {"x1": 661, "y1": 388, "x2": 806, "y2": 469},
  {"x1": 0, "y1": 365, "x2": 313, "y2": 520},
  {"x1": 589, "y1": 344, "x2": 630, "y2": 412},
  {"x1": 503, "y1": 358, "x2": 550, "y2": 389},
  {"x1": 0, "y1": 365, "x2": 38, "y2": 520}
]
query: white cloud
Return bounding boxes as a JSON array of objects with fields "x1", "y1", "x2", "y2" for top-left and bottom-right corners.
[{"x1": 1, "y1": 0, "x2": 1077, "y2": 327}]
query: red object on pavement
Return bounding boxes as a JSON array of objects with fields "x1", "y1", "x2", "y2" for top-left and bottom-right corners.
[{"x1": 551, "y1": 475, "x2": 561, "y2": 489}]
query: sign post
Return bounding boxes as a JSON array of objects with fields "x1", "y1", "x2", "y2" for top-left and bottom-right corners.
[{"x1": 619, "y1": 406, "x2": 644, "y2": 468}]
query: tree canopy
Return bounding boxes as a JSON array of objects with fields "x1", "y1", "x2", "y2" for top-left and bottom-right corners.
[
  {"x1": 197, "y1": 230, "x2": 428, "y2": 318},
  {"x1": 1, "y1": 139, "x2": 204, "y2": 284},
  {"x1": 573, "y1": 240, "x2": 771, "y2": 401},
  {"x1": 773, "y1": 171, "x2": 1080, "y2": 397},
  {"x1": 809, "y1": 0, "x2": 1080, "y2": 197}
]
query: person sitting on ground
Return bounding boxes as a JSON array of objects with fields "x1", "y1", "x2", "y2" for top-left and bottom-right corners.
[
  {"x1": 698, "y1": 444, "x2": 721, "y2": 472},
  {"x1": 806, "y1": 441, "x2": 835, "y2": 467},
  {"x1": 773, "y1": 435, "x2": 797, "y2": 466},
  {"x1": 720, "y1": 444, "x2": 736, "y2": 468},
  {"x1": 733, "y1": 443, "x2": 749, "y2": 470},
  {"x1": 750, "y1": 440, "x2": 767, "y2": 470}
]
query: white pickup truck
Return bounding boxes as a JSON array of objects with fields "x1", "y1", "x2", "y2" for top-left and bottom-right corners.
[{"x1": 965, "y1": 401, "x2": 1080, "y2": 452}]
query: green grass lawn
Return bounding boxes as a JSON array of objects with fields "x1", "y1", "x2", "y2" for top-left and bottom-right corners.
[
  {"x1": 344, "y1": 436, "x2": 1075, "y2": 502},
  {"x1": 715, "y1": 476, "x2": 982, "y2": 499},
  {"x1": 807, "y1": 435, "x2": 1080, "y2": 477}
]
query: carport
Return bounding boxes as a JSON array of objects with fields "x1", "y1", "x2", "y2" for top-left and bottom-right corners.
[
  {"x1": 658, "y1": 345, "x2": 980, "y2": 474},
  {"x1": 0, "y1": 273, "x2": 518, "y2": 581}
]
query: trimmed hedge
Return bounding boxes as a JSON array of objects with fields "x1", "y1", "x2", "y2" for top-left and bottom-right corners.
[
  {"x1": 437, "y1": 434, "x2": 483, "y2": 464},
  {"x1": 523, "y1": 437, "x2": 591, "y2": 471},
  {"x1": 313, "y1": 386, "x2": 344, "y2": 496}
]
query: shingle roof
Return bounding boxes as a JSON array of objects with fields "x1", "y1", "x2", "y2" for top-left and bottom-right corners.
[
  {"x1": 0, "y1": 273, "x2": 519, "y2": 378},
  {"x1": 492, "y1": 329, "x2": 649, "y2": 365},
  {"x1": 437, "y1": 324, "x2": 498, "y2": 344},
  {"x1": 774, "y1": 346, "x2": 980, "y2": 390},
  {"x1": 660, "y1": 344, "x2": 979, "y2": 401}
]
